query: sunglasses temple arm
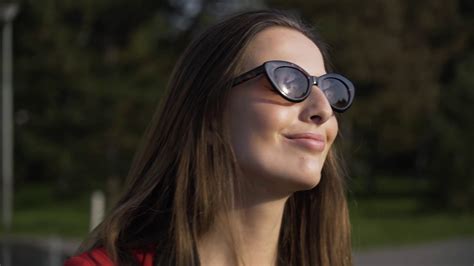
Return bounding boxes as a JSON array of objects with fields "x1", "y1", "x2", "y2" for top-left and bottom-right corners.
[{"x1": 232, "y1": 65, "x2": 266, "y2": 86}]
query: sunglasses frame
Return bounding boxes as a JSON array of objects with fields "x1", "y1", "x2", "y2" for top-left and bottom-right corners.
[{"x1": 232, "y1": 60, "x2": 355, "y2": 112}]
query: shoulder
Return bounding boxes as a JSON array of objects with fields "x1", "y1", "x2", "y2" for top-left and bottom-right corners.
[
  {"x1": 64, "y1": 247, "x2": 155, "y2": 266},
  {"x1": 64, "y1": 248, "x2": 112, "y2": 266}
]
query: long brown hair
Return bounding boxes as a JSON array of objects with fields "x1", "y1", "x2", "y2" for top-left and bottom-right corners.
[{"x1": 79, "y1": 9, "x2": 352, "y2": 266}]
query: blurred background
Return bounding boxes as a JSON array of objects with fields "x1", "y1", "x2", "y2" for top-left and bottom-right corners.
[{"x1": 0, "y1": 0, "x2": 473, "y2": 265}]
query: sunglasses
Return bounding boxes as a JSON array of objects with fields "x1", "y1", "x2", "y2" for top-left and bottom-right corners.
[{"x1": 232, "y1": 60, "x2": 355, "y2": 113}]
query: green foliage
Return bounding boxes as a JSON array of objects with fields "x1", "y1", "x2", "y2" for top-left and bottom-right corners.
[
  {"x1": 269, "y1": 0, "x2": 474, "y2": 209},
  {"x1": 11, "y1": 0, "x2": 474, "y2": 212},
  {"x1": 15, "y1": 0, "x2": 181, "y2": 195},
  {"x1": 424, "y1": 53, "x2": 474, "y2": 210}
]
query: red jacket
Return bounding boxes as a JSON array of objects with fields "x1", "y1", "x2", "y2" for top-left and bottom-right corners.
[{"x1": 64, "y1": 247, "x2": 154, "y2": 266}]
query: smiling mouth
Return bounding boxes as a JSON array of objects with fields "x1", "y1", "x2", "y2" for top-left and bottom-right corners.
[{"x1": 284, "y1": 133, "x2": 326, "y2": 152}]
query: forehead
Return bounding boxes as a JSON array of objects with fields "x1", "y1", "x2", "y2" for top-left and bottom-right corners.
[{"x1": 240, "y1": 27, "x2": 326, "y2": 76}]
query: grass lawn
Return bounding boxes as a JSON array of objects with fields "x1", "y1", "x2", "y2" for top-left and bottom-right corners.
[
  {"x1": 350, "y1": 197, "x2": 474, "y2": 250},
  {"x1": 349, "y1": 175, "x2": 474, "y2": 249},
  {"x1": 0, "y1": 183, "x2": 90, "y2": 239},
  {"x1": 1, "y1": 180, "x2": 473, "y2": 249}
]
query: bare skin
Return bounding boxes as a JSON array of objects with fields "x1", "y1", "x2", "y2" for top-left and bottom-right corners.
[{"x1": 198, "y1": 26, "x2": 338, "y2": 266}]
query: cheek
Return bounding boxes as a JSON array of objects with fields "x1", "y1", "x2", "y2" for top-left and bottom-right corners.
[
  {"x1": 320, "y1": 117, "x2": 338, "y2": 163},
  {"x1": 327, "y1": 116, "x2": 339, "y2": 145},
  {"x1": 229, "y1": 103, "x2": 293, "y2": 155},
  {"x1": 315, "y1": 117, "x2": 338, "y2": 177},
  {"x1": 227, "y1": 97, "x2": 296, "y2": 171}
]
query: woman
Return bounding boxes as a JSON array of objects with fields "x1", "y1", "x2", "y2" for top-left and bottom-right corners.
[{"x1": 65, "y1": 9, "x2": 355, "y2": 266}]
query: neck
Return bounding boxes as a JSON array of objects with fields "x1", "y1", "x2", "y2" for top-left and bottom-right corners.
[{"x1": 198, "y1": 194, "x2": 289, "y2": 266}]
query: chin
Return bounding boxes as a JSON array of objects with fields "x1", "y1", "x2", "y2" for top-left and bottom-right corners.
[
  {"x1": 279, "y1": 172, "x2": 322, "y2": 194},
  {"x1": 296, "y1": 174, "x2": 322, "y2": 191}
]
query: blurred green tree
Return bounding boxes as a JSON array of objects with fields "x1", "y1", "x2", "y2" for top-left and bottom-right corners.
[
  {"x1": 14, "y1": 0, "x2": 257, "y2": 203},
  {"x1": 11, "y1": 0, "x2": 474, "y2": 211},
  {"x1": 15, "y1": 0, "x2": 179, "y2": 200},
  {"x1": 270, "y1": 0, "x2": 473, "y2": 203},
  {"x1": 424, "y1": 52, "x2": 474, "y2": 211}
]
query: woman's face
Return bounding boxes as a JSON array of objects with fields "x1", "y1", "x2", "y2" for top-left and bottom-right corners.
[{"x1": 226, "y1": 27, "x2": 338, "y2": 197}]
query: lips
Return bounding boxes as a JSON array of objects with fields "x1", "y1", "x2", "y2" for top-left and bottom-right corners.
[{"x1": 284, "y1": 133, "x2": 326, "y2": 152}]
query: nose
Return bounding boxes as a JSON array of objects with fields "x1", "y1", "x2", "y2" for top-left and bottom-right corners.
[{"x1": 299, "y1": 85, "x2": 333, "y2": 125}]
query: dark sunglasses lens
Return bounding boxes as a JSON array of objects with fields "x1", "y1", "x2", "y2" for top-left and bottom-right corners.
[
  {"x1": 273, "y1": 67, "x2": 309, "y2": 99},
  {"x1": 320, "y1": 78, "x2": 350, "y2": 109}
]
